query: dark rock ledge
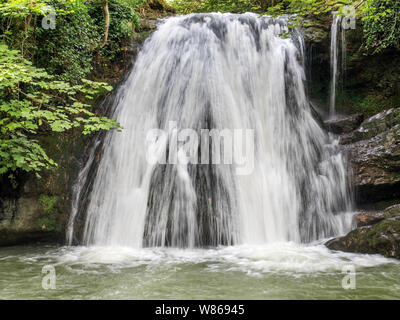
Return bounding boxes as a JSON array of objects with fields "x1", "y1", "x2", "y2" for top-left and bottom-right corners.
[
  {"x1": 325, "y1": 108, "x2": 400, "y2": 259},
  {"x1": 326, "y1": 204, "x2": 400, "y2": 259},
  {"x1": 327, "y1": 108, "x2": 400, "y2": 204}
]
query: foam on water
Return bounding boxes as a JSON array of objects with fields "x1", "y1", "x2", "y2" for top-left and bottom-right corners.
[{"x1": 29, "y1": 244, "x2": 396, "y2": 276}]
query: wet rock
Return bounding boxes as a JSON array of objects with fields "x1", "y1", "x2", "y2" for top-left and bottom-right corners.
[
  {"x1": 355, "y1": 210, "x2": 385, "y2": 227},
  {"x1": 302, "y1": 16, "x2": 330, "y2": 44},
  {"x1": 324, "y1": 113, "x2": 364, "y2": 134},
  {"x1": 138, "y1": 18, "x2": 158, "y2": 32},
  {"x1": 326, "y1": 204, "x2": 400, "y2": 259},
  {"x1": 310, "y1": 102, "x2": 325, "y2": 129},
  {"x1": 345, "y1": 124, "x2": 400, "y2": 203},
  {"x1": 0, "y1": 197, "x2": 62, "y2": 246},
  {"x1": 340, "y1": 108, "x2": 400, "y2": 145},
  {"x1": 340, "y1": 108, "x2": 400, "y2": 203}
]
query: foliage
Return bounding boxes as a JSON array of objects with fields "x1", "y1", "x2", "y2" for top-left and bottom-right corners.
[
  {"x1": 0, "y1": 0, "x2": 143, "y2": 83},
  {"x1": 361, "y1": 0, "x2": 400, "y2": 54},
  {"x1": 33, "y1": 0, "x2": 100, "y2": 84},
  {"x1": 0, "y1": 0, "x2": 150, "y2": 179},
  {"x1": 166, "y1": 0, "x2": 204, "y2": 14},
  {"x1": 0, "y1": 42, "x2": 120, "y2": 177},
  {"x1": 89, "y1": 0, "x2": 141, "y2": 61},
  {"x1": 36, "y1": 194, "x2": 59, "y2": 231},
  {"x1": 167, "y1": 0, "x2": 400, "y2": 54}
]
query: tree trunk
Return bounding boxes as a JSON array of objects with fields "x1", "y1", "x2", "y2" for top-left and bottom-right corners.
[{"x1": 100, "y1": 0, "x2": 109, "y2": 48}]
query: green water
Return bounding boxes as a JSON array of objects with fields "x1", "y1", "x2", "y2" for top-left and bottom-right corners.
[{"x1": 1, "y1": 243, "x2": 399, "y2": 299}]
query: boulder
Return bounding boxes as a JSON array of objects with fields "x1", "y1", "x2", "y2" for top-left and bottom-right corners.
[
  {"x1": 355, "y1": 210, "x2": 385, "y2": 227},
  {"x1": 340, "y1": 108, "x2": 400, "y2": 203},
  {"x1": 138, "y1": 18, "x2": 158, "y2": 32},
  {"x1": 324, "y1": 113, "x2": 364, "y2": 134},
  {"x1": 326, "y1": 204, "x2": 400, "y2": 259},
  {"x1": 340, "y1": 108, "x2": 400, "y2": 145}
]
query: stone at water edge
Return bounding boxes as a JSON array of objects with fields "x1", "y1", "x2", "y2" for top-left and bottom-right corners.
[
  {"x1": 340, "y1": 108, "x2": 400, "y2": 145},
  {"x1": 326, "y1": 204, "x2": 400, "y2": 260},
  {"x1": 344, "y1": 123, "x2": 400, "y2": 203},
  {"x1": 335, "y1": 108, "x2": 400, "y2": 204},
  {"x1": 355, "y1": 210, "x2": 385, "y2": 227},
  {"x1": 324, "y1": 113, "x2": 364, "y2": 134}
]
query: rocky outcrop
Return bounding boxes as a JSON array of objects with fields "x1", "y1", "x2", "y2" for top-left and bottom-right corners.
[
  {"x1": 338, "y1": 108, "x2": 400, "y2": 204},
  {"x1": 340, "y1": 108, "x2": 400, "y2": 145},
  {"x1": 326, "y1": 204, "x2": 400, "y2": 259},
  {"x1": 355, "y1": 210, "x2": 385, "y2": 227},
  {"x1": 324, "y1": 108, "x2": 400, "y2": 259},
  {"x1": 0, "y1": 197, "x2": 63, "y2": 246},
  {"x1": 324, "y1": 113, "x2": 364, "y2": 134},
  {"x1": 0, "y1": 133, "x2": 83, "y2": 246}
]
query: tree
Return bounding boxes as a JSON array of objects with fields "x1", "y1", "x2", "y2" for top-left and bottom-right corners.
[
  {"x1": 0, "y1": 42, "x2": 120, "y2": 178},
  {"x1": 100, "y1": 0, "x2": 110, "y2": 47}
]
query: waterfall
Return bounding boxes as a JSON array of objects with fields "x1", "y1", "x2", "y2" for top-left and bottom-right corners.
[
  {"x1": 341, "y1": 23, "x2": 347, "y2": 90},
  {"x1": 329, "y1": 12, "x2": 347, "y2": 118},
  {"x1": 329, "y1": 13, "x2": 340, "y2": 118},
  {"x1": 68, "y1": 13, "x2": 353, "y2": 248}
]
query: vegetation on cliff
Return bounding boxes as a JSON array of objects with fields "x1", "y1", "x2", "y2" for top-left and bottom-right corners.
[
  {"x1": 0, "y1": 0, "x2": 149, "y2": 180},
  {"x1": 167, "y1": 0, "x2": 399, "y2": 54}
]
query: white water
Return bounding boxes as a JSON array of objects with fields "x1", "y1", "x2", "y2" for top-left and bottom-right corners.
[
  {"x1": 329, "y1": 13, "x2": 341, "y2": 117},
  {"x1": 4, "y1": 243, "x2": 399, "y2": 299},
  {"x1": 56, "y1": 243, "x2": 394, "y2": 275},
  {"x1": 329, "y1": 13, "x2": 347, "y2": 118},
  {"x1": 341, "y1": 23, "x2": 347, "y2": 89},
  {"x1": 68, "y1": 13, "x2": 353, "y2": 249}
]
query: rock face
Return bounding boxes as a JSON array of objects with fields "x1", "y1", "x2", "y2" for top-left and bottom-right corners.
[
  {"x1": 340, "y1": 108, "x2": 400, "y2": 145},
  {"x1": 0, "y1": 134, "x2": 81, "y2": 246},
  {"x1": 355, "y1": 210, "x2": 385, "y2": 227},
  {"x1": 0, "y1": 197, "x2": 62, "y2": 246},
  {"x1": 326, "y1": 204, "x2": 400, "y2": 259},
  {"x1": 325, "y1": 108, "x2": 400, "y2": 259},
  {"x1": 340, "y1": 108, "x2": 400, "y2": 204},
  {"x1": 324, "y1": 113, "x2": 364, "y2": 134}
]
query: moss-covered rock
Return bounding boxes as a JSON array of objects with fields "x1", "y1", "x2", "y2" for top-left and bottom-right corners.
[
  {"x1": 326, "y1": 204, "x2": 400, "y2": 259},
  {"x1": 341, "y1": 108, "x2": 400, "y2": 144},
  {"x1": 324, "y1": 113, "x2": 364, "y2": 134},
  {"x1": 355, "y1": 210, "x2": 385, "y2": 227},
  {"x1": 0, "y1": 196, "x2": 64, "y2": 246}
]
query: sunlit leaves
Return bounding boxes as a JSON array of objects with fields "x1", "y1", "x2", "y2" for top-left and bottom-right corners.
[{"x1": 0, "y1": 42, "x2": 120, "y2": 177}]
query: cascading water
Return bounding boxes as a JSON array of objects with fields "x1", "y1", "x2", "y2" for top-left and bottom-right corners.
[
  {"x1": 329, "y1": 13, "x2": 341, "y2": 118},
  {"x1": 68, "y1": 13, "x2": 353, "y2": 249},
  {"x1": 341, "y1": 23, "x2": 347, "y2": 88},
  {"x1": 329, "y1": 13, "x2": 347, "y2": 118}
]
